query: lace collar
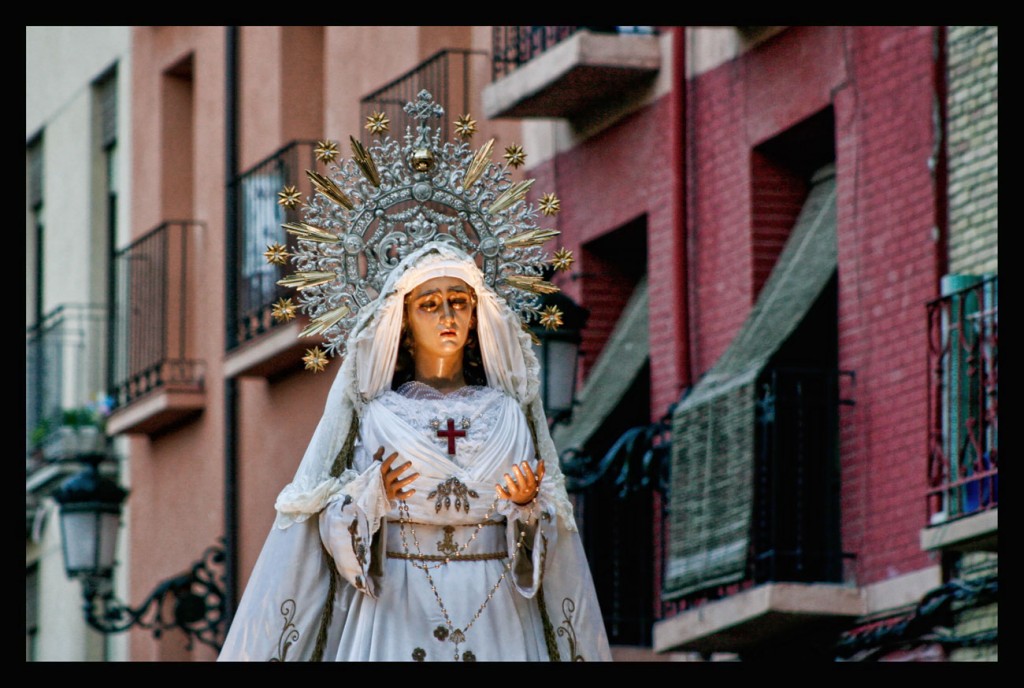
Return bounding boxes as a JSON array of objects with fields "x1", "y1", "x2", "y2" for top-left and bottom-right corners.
[{"x1": 394, "y1": 380, "x2": 490, "y2": 401}]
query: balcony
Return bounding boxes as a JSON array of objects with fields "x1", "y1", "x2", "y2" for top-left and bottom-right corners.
[
  {"x1": 225, "y1": 140, "x2": 319, "y2": 378},
  {"x1": 26, "y1": 304, "x2": 110, "y2": 527},
  {"x1": 359, "y1": 48, "x2": 488, "y2": 147},
  {"x1": 106, "y1": 221, "x2": 205, "y2": 436},
  {"x1": 655, "y1": 367, "x2": 859, "y2": 656},
  {"x1": 921, "y1": 274, "x2": 998, "y2": 553},
  {"x1": 483, "y1": 26, "x2": 661, "y2": 120}
]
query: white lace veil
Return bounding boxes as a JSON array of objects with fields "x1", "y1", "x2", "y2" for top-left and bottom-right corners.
[{"x1": 273, "y1": 240, "x2": 571, "y2": 530}]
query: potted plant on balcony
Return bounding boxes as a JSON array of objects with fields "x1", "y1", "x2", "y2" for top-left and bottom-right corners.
[{"x1": 41, "y1": 403, "x2": 110, "y2": 461}]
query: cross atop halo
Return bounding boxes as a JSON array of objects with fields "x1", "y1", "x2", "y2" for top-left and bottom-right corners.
[{"x1": 404, "y1": 89, "x2": 445, "y2": 123}]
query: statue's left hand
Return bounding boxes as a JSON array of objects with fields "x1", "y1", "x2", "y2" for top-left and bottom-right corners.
[{"x1": 496, "y1": 459, "x2": 546, "y2": 505}]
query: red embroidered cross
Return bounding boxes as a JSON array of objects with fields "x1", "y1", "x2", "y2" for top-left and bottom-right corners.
[{"x1": 436, "y1": 418, "x2": 466, "y2": 455}]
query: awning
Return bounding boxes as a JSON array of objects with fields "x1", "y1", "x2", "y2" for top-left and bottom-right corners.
[
  {"x1": 552, "y1": 275, "x2": 649, "y2": 454},
  {"x1": 664, "y1": 165, "x2": 837, "y2": 599}
]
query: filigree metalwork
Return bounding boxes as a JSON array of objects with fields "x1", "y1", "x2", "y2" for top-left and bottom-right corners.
[
  {"x1": 283, "y1": 90, "x2": 559, "y2": 357},
  {"x1": 428, "y1": 476, "x2": 480, "y2": 513},
  {"x1": 80, "y1": 541, "x2": 227, "y2": 652},
  {"x1": 437, "y1": 525, "x2": 459, "y2": 555}
]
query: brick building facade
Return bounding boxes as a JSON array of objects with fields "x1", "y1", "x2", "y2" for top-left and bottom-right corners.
[{"x1": 28, "y1": 25, "x2": 996, "y2": 661}]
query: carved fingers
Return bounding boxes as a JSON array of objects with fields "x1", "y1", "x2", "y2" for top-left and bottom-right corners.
[
  {"x1": 379, "y1": 446, "x2": 419, "y2": 500},
  {"x1": 496, "y1": 459, "x2": 545, "y2": 505}
]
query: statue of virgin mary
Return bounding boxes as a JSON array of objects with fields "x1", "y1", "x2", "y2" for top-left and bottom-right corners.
[{"x1": 218, "y1": 93, "x2": 610, "y2": 662}]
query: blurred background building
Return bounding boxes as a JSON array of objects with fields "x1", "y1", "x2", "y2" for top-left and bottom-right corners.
[{"x1": 26, "y1": 25, "x2": 996, "y2": 661}]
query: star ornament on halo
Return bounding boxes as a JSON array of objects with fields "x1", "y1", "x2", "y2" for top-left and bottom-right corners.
[
  {"x1": 314, "y1": 140, "x2": 339, "y2": 164},
  {"x1": 264, "y1": 243, "x2": 289, "y2": 265},
  {"x1": 277, "y1": 185, "x2": 302, "y2": 209},
  {"x1": 551, "y1": 247, "x2": 574, "y2": 272},
  {"x1": 539, "y1": 305, "x2": 564, "y2": 331},
  {"x1": 303, "y1": 346, "x2": 329, "y2": 373},
  {"x1": 504, "y1": 144, "x2": 526, "y2": 169},
  {"x1": 365, "y1": 111, "x2": 390, "y2": 135},
  {"x1": 271, "y1": 297, "x2": 297, "y2": 322},
  {"x1": 454, "y1": 114, "x2": 477, "y2": 139},
  {"x1": 539, "y1": 193, "x2": 560, "y2": 216}
]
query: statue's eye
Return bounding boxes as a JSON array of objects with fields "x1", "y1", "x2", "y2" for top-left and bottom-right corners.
[
  {"x1": 418, "y1": 298, "x2": 439, "y2": 312},
  {"x1": 449, "y1": 295, "x2": 470, "y2": 310}
]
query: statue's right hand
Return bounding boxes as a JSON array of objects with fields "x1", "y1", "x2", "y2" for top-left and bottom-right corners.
[{"x1": 377, "y1": 446, "x2": 419, "y2": 501}]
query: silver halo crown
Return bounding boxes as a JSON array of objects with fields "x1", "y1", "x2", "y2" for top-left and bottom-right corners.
[{"x1": 277, "y1": 90, "x2": 567, "y2": 363}]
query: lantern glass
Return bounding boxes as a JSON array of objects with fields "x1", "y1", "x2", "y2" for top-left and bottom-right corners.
[
  {"x1": 533, "y1": 337, "x2": 579, "y2": 417},
  {"x1": 60, "y1": 504, "x2": 120, "y2": 578}
]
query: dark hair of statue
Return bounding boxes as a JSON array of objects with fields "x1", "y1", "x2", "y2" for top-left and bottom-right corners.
[{"x1": 391, "y1": 306, "x2": 487, "y2": 390}]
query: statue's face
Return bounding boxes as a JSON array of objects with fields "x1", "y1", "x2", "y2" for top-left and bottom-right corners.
[{"x1": 404, "y1": 276, "x2": 476, "y2": 359}]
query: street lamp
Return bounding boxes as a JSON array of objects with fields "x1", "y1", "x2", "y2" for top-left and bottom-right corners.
[
  {"x1": 52, "y1": 454, "x2": 227, "y2": 651},
  {"x1": 531, "y1": 290, "x2": 589, "y2": 427}
]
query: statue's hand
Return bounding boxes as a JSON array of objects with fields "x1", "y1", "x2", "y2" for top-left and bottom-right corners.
[
  {"x1": 496, "y1": 459, "x2": 545, "y2": 505},
  {"x1": 378, "y1": 446, "x2": 419, "y2": 501}
]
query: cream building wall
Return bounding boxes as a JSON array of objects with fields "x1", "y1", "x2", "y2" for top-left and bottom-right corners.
[{"x1": 26, "y1": 25, "x2": 132, "y2": 662}]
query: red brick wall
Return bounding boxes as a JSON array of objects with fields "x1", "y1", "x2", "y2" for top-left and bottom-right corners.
[
  {"x1": 529, "y1": 96, "x2": 682, "y2": 418},
  {"x1": 832, "y1": 26, "x2": 941, "y2": 584},
  {"x1": 689, "y1": 26, "x2": 941, "y2": 586},
  {"x1": 544, "y1": 26, "x2": 943, "y2": 593},
  {"x1": 750, "y1": 150, "x2": 807, "y2": 299}
]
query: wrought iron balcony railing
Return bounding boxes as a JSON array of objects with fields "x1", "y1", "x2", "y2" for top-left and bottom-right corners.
[
  {"x1": 926, "y1": 274, "x2": 998, "y2": 525},
  {"x1": 491, "y1": 26, "x2": 657, "y2": 81},
  {"x1": 229, "y1": 140, "x2": 318, "y2": 350},
  {"x1": 491, "y1": 26, "x2": 583, "y2": 80},
  {"x1": 26, "y1": 303, "x2": 107, "y2": 456},
  {"x1": 751, "y1": 367, "x2": 849, "y2": 585},
  {"x1": 360, "y1": 49, "x2": 487, "y2": 146},
  {"x1": 110, "y1": 221, "x2": 204, "y2": 408}
]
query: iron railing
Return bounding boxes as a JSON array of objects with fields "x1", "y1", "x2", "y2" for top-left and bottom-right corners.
[
  {"x1": 560, "y1": 394, "x2": 670, "y2": 646},
  {"x1": 360, "y1": 49, "x2": 488, "y2": 146},
  {"x1": 926, "y1": 275, "x2": 998, "y2": 524},
  {"x1": 229, "y1": 140, "x2": 318, "y2": 350},
  {"x1": 751, "y1": 367, "x2": 849, "y2": 585},
  {"x1": 110, "y1": 221, "x2": 204, "y2": 407},
  {"x1": 491, "y1": 26, "x2": 657, "y2": 80},
  {"x1": 25, "y1": 303, "x2": 107, "y2": 455},
  {"x1": 491, "y1": 26, "x2": 583, "y2": 80}
]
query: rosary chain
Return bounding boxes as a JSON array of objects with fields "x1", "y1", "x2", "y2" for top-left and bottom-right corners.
[{"x1": 398, "y1": 497, "x2": 528, "y2": 661}]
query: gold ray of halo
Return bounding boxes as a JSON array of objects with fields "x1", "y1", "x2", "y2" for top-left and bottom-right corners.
[
  {"x1": 462, "y1": 138, "x2": 495, "y2": 190},
  {"x1": 503, "y1": 228, "x2": 560, "y2": 249},
  {"x1": 350, "y1": 136, "x2": 381, "y2": 187},
  {"x1": 520, "y1": 320, "x2": 541, "y2": 347},
  {"x1": 300, "y1": 304, "x2": 351, "y2": 338},
  {"x1": 488, "y1": 179, "x2": 535, "y2": 215},
  {"x1": 503, "y1": 274, "x2": 560, "y2": 295},
  {"x1": 277, "y1": 271, "x2": 336, "y2": 290},
  {"x1": 282, "y1": 222, "x2": 340, "y2": 244},
  {"x1": 306, "y1": 170, "x2": 354, "y2": 210}
]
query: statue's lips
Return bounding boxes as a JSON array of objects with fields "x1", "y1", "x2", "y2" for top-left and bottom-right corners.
[{"x1": 439, "y1": 328, "x2": 457, "y2": 338}]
